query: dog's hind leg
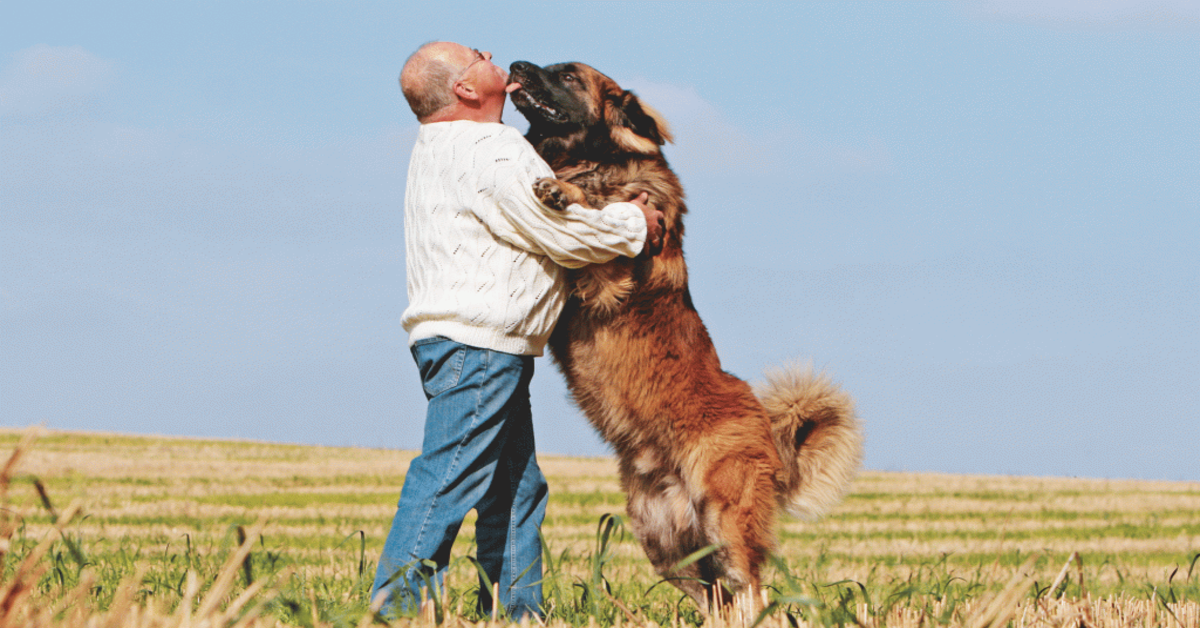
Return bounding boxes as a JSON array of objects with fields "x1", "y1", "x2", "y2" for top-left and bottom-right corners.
[
  {"x1": 650, "y1": 546, "x2": 721, "y2": 615},
  {"x1": 622, "y1": 461, "x2": 717, "y2": 612},
  {"x1": 702, "y1": 449, "x2": 779, "y2": 599}
]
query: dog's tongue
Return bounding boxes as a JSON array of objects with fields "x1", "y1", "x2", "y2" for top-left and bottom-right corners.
[{"x1": 505, "y1": 82, "x2": 523, "y2": 94}]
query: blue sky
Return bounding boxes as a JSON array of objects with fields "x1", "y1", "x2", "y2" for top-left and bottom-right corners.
[{"x1": 2, "y1": 2, "x2": 1197, "y2": 481}]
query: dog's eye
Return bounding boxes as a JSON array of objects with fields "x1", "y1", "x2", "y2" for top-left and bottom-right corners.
[{"x1": 561, "y1": 73, "x2": 577, "y2": 83}]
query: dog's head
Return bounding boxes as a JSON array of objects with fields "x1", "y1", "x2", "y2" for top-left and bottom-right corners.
[{"x1": 508, "y1": 61, "x2": 672, "y2": 157}]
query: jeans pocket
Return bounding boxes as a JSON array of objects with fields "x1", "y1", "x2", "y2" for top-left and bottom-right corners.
[{"x1": 416, "y1": 340, "x2": 467, "y2": 398}]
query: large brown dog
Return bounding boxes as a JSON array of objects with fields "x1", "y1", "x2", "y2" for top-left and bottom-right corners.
[{"x1": 509, "y1": 60, "x2": 863, "y2": 611}]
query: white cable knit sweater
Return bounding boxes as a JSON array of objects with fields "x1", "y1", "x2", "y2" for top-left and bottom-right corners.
[{"x1": 400, "y1": 121, "x2": 648, "y2": 356}]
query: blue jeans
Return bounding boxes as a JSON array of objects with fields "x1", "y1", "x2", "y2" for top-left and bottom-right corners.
[{"x1": 372, "y1": 337, "x2": 549, "y2": 619}]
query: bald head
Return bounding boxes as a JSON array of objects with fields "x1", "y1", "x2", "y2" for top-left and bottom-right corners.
[{"x1": 400, "y1": 41, "x2": 472, "y2": 121}]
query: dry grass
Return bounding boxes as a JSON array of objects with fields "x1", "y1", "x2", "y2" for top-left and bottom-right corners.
[{"x1": 1, "y1": 426, "x2": 1197, "y2": 627}]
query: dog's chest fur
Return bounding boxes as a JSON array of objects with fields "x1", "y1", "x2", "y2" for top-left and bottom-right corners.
[{"x1": 554, "y1": 158, "x2": 688, "y2": 310}]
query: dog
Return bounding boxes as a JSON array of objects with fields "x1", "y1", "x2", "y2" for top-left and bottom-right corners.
[{"x1": 508, "y1": 60, "x2": 863, "y2": 612}]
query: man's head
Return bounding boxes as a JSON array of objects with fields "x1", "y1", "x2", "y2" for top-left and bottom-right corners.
[{"x1": 400, "y1": 42, "x2": 510, "y2": 123}]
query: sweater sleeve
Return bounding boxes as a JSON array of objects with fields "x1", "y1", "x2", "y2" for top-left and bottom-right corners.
[{"x1": 471, "y1": 130, "x2": 647, "y2": 268}]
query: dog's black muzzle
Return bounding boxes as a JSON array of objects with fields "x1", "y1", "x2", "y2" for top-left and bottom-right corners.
[{"x1": 507, "y1": 61, "x2": 567, "y2": 123}]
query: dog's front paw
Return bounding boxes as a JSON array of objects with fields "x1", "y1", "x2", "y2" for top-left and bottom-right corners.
[{"x1": 534, "y1": 178, "x2": 570, "y2": 211}]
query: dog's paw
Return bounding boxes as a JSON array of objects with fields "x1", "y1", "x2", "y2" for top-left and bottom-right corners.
[{"x1": 534, "y1": 178, "x2": 570, "y2": 211}]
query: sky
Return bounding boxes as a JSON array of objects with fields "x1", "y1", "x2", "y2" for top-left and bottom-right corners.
[{"x1": 2, "y1": 1, "x2": 1197, "y2": 482}]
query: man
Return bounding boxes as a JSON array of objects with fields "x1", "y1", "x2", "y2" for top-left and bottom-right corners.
[{"x1": 372, "y1": 41, "x2": 664, "y2": 619}]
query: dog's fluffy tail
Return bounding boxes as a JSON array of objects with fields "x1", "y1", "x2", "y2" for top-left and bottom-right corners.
[{"x1": 755, "y1": 363, "x2": 863, "y2": 521}]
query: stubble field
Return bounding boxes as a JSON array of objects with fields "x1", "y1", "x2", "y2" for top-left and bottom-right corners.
[{"x1": 0, "y1": 427, "x2": 1197, "y2": 627}]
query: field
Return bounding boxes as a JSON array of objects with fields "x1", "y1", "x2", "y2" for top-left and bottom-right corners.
[{"x1": 0, "y1": 427, "x2": 1197, "y2": 627}]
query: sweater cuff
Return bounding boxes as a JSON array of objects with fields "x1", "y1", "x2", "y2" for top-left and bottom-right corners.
[{"x1": 586, "y1": 200, "x2": 648, "y2": 256}]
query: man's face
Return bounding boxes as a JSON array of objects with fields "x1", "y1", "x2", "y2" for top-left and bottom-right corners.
[{"x1": 451, "y1": 45, "x2": 509, "y2": 102}]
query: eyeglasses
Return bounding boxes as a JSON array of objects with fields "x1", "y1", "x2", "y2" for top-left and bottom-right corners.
[{"x1": 455, "y1": 49, "x2": 488, "y2": 84}]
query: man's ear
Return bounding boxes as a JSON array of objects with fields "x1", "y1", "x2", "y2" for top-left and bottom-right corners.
[
  {"x1": 454, "y1": 80, "x2": 479, "y2": 103},
  {"x1": 605, "y1": 89, "x2": 674, "y2": 154}
]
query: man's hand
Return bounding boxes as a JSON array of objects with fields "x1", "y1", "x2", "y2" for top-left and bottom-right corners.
[{"x1": 630, "y1": 192, "x2": 665, "y2": 257}]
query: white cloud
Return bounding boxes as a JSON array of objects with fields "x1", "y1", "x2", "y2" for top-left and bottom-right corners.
[
  {"x1": 624, "y1": 79, "x2": 768, "y2": 173},
  {"x1": 0, "y1": 44, "x2": 116, "y2": 115},
  {"x1": 973, "y1": 0, "x2": 1199, "y2": 28},
  {"x1": 625, "y1": 78, "x2": 892, "y2": 178}
]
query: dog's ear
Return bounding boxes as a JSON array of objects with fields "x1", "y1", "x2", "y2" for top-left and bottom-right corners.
[{"x1": 604, "y1": 89, "x2": 673, "y2": 154}]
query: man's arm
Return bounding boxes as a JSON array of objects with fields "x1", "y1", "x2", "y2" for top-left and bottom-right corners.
[
  {"x1": 483, "y1": 177, "x2": 648, "y2": 268},
  {"x1": 534, "y1": 179, "x2": 665, "y2": 257},
  {"x1": 469, "y1": 129, "x2": 659, "y2": 267}
]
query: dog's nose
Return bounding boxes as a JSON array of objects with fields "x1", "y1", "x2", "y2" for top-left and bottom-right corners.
[{"x1": 510, "y1": 60, "x2": 534, "y2": 74}]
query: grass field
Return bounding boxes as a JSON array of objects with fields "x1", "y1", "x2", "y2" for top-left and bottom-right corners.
[{"x1": 0, "y1": 427, "x2": 1197, "y2": 627}]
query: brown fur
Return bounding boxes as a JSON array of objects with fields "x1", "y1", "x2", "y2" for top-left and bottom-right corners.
[{"x1": 509, "y1": 61, "x2": 864, "y2": 612}]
